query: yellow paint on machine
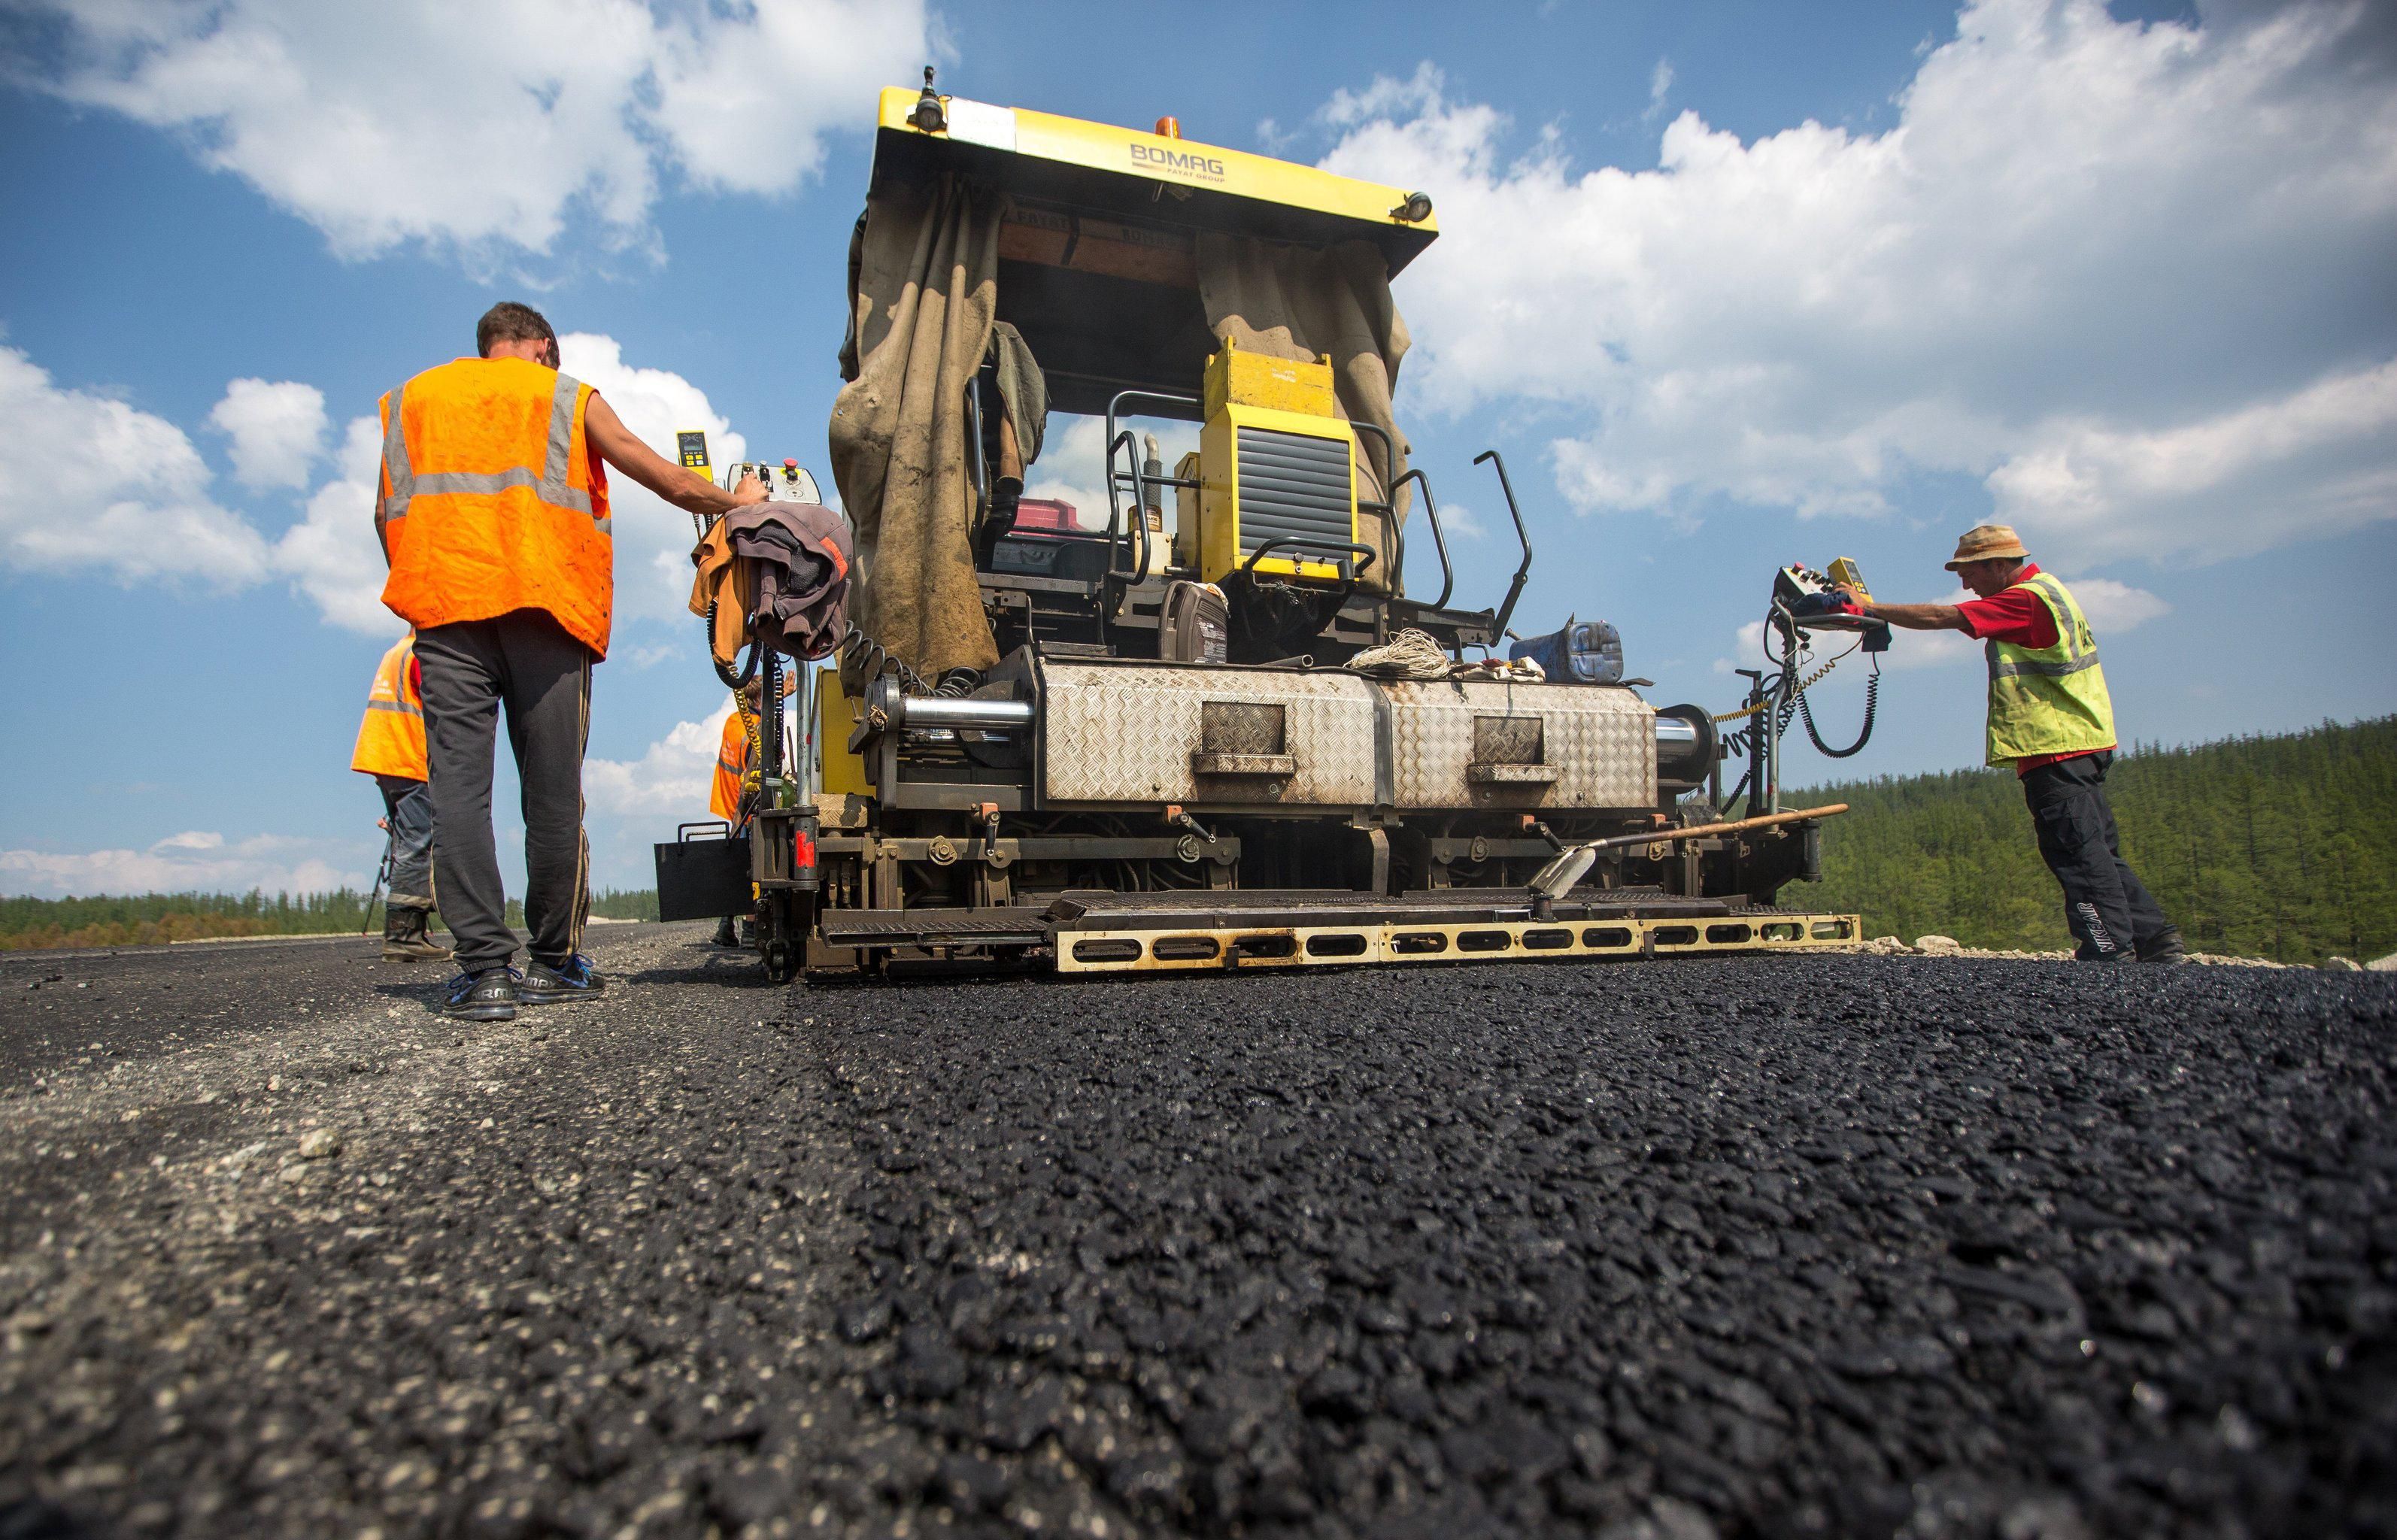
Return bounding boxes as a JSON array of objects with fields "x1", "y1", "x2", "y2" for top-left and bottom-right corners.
[
  {"x1": 815, "y1": 671, "x2": 871, "y2": 797},
  {"x1": 874, "y1": 87, "x2": 1437, "y2": 235},
  {"x1": 1054, "y1": 914, "x2": 1865, "y2": 974}
]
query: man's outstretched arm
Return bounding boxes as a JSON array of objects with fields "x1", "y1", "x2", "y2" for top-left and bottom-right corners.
[
  {"x1": 583, "y1": 393, "x2": 766, "y2": 517},
  {"x1": 1837, "y1": 586, "x2": 1970, "y2": 632}
]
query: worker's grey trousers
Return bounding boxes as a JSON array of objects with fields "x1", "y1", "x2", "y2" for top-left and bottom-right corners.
[
  {"x1": 372, "y1": 775, "x2": 436, "y2": 910},
  {"x1": 415, "y1": 611, "x2": 592, "y2": 977}
]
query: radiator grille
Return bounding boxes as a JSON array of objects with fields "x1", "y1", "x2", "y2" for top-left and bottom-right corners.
[{"x1": 1235, "y1": 427, "x2": 1352, "y2": 565}]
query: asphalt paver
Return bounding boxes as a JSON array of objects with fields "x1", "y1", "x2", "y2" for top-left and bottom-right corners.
[{"x1": 1, "y1": 923, "x2": 2392, "y2": 1538}]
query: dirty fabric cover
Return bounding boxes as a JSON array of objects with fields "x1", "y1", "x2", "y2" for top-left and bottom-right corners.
[
  {"x1": 828, "y1": 177, "x2": 1004, "y2": 682},
  {"x1": 1196, "y1": 235, "x2": 1412, "y2": 593}
]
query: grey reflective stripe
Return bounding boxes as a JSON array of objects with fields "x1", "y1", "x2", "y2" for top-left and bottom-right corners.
[
  {"x1": 1993, "y1": 651, "x2": 2102, "y2": 680},
  {"x1": 380, "y1": 382, "x2": 412, "y2": 521},
  {"x1": 1986, "y1": 574, "x2": 2095, "y2": 680},
  {"x1": 414, "y1": 468, "x2": 544, "y2": 496},
  {"x1": 2023, "y1": 574, "x2": 2088, "y2": 660},
  {"x1": 365, "y1": 699, "x2": 423, "y2": 717},
  {"x1": 536, "y1": 371, "x2": 599, "y2": 524}
]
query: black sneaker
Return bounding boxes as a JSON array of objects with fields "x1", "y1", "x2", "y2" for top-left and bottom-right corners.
[
  {"x1": 2138, "y1": 927, "x2": 2189, "y2": 965},
  {"x1": 445, "y1": 967, "x2": 520, "y2": 1022},
  {"x1": 520, "y1": 953, "x2": 605, "y2": 1004}
]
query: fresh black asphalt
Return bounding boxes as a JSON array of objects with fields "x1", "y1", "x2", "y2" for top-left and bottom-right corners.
[{"x1": 2, "y1": 924, "x2": 2392, "y2": 1538}]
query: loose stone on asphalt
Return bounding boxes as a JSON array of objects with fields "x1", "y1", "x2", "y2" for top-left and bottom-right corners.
[{"x1": 1, "y1": 924, "x2": 2392, "y2": 1537}]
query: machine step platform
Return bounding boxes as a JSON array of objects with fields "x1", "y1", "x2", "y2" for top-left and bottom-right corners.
[{"x1": 815, "y1": 887, "x2": 1858, "y2": 975}]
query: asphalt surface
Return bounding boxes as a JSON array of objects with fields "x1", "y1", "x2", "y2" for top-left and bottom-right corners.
[{"x1": 2, "y1": 924, "x2": 2392, "y2": 1539}]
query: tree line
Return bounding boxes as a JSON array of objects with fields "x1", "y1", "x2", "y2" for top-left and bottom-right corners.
[
  {"x1": 1795, "y1": 716, "x2": 2397, "y2": 963},
  {"x1": 0, "y1": 887, "x2": 659, "y2": 952}
]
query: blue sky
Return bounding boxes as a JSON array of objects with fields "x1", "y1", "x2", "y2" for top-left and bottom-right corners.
[{"x1": 2, "y1": 0, "x2": 2392, "y2": 899}]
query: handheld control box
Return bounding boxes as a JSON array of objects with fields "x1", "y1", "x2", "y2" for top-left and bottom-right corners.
[
  {"x1": 1773, "y1": 559, "x2": 1890, "y2": 652},
  {"x1": 724, "y1": 459, "x2": 824, "y2": 505}
]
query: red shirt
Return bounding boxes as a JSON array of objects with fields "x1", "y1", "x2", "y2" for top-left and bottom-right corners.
[{"x1": 1951, "y1": 563, "x2": 2111, "y2": 775}]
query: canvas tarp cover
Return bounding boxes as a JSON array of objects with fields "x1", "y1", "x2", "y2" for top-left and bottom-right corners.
[
  {"x1": 1196, "y1": 234, "x2": 1412, "y2": 593},
  {"x1": 830, "y1": 176, "x2": 1004, "y2": 682}
]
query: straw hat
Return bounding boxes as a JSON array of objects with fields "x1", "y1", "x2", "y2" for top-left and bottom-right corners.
[{"x1": 1944, "y1": 523, "x2": 2029, "y2": 571}]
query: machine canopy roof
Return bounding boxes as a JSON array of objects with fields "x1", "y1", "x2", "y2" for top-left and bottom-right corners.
[{"x1": 866, "y1": 87, "x2": 1439, "y2": 417}]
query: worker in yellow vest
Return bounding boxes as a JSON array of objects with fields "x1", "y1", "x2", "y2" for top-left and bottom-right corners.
[
  {"x1": 350, "y1": 629, "x2": 448, "y2": 960},
  {"x1": 1841, "y1": 524, "x2": 2183, "y2": 962},
  {"x1": 376, "y1": 302, "x2": 765, "y2": 1022}
]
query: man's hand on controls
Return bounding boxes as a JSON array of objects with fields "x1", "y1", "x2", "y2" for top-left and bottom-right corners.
[{"x1": 733, "y1": 470, "x2": 767, "y2": 505}]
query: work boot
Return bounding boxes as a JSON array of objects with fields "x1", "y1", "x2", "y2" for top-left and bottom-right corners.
[
  {"x1": 2138, "y1": 926, "x2": 2189, "y2": 965},
  {"x1": 520, "y1": 953, "x2": 605, "y2": 1005},
  {"x1": 445, "y1": 967, "x2": 519, "y2": 1023},
  {"x1": 383, "y1": 906, "x2": 451, "y2": 962},
  {"x1": 711, "y1": 914, "x2": 741, "y2": 948}
]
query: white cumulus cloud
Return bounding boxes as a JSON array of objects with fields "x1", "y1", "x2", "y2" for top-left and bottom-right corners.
[
  {"x1": 586, "y1": 702, "x2": 736, "y2": 816},
  {"x1": 0, "y1": 335, "x2": 747, "y2": 638},
  {"x1": 1315, "y1": 0, "x2": 2397, "y2": 568},
  {"x1": 0, "y1": 831, "x2": 373, "y2": 899},
  {"x1": 557, "y1": 332, "x2": 749, "y2": 629},
  {"x1": 273, "y1": 414, "x2": 400, "y2": 635},
  {"x1": 0, "y1": 347, "x2": 271, "y2": 584},
  {"x1": 207, "y1": 377, "x2": 326, "y2": 490},
  {"x1": 17, "y1": 0, "x2": 927, "y2": 262}
]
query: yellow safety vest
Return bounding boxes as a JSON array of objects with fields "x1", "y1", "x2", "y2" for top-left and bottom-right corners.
[
  {"x1": 351, "y1": 632, "x2": 428, "y2": 781},
  {"x1": 1985, "y1": 573, "x2": 2116, "y2": 765}
]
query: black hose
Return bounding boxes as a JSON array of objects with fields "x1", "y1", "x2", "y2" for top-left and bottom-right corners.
[
  {"x1": 1792, "y1": 653, "x2": 1880, "y2": 759},
  {"x1": 705, "y1": 601, "x2": 757, "y2": 690}
]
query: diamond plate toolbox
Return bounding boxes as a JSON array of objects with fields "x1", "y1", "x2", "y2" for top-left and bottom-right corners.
[
  {"x1": 1382, "y1": 678, "x2": 1655, "y2": 809},
  {"x1": 1039, "y1": 661, "x2": 1380, "y2": 806}
]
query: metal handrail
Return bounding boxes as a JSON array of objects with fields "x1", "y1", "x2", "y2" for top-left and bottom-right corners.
[
  {"x1": 1103, "y1": 389, "x2": 1203, "y2": 583},
  {"x1": 1473, "y1": 449, "x2": 1536, "y2": 640},
  {"x1": 1387, "y1": 468, "x2": 1452, "y2": 609}
]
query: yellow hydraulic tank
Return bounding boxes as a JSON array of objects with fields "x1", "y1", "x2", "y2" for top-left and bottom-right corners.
[{"x1": 1203, "y1": 338, "x2": 1337, "y2": 420}]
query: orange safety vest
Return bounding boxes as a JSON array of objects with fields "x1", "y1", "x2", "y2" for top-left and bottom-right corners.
[
  {"x1": 711, "y1": 709, "x2": 752, "y2": 821},
  {"x1": 377, "y1": 356, "x2": 614, "y2": 657},
  {"x1": 350, "y1": 631, "x2": 428, "y2": 781}
]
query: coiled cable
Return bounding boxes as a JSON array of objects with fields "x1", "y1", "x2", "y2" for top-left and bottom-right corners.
[
  {"x1": 1793, "y1": 653, "x2": 1879, "y2": 758},
  {"x1": 835, "y1": 623, "x2": 933, "y2": 696}
]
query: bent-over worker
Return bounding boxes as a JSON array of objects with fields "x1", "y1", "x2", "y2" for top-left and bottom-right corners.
[
  {"x1": 1840, "y1": 523, "x2": 2184, "y2": 964},
  {"x1": 376, "y1": 301, "x2": 764, "y2": 1023},
  {"x1": 350, "y1": 628, "x2": 448, "y2": 961}
]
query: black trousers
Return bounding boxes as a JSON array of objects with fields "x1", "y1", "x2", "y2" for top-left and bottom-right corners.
[
  {"x1": 415, "y1": 610, "x2": 592, "y2": 975},
  {"x1": 2021, "y1": 751, "x2": 2172, "y2": 962}
]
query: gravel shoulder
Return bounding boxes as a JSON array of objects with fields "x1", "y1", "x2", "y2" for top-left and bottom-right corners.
[{"x1": 2, "y1": 925, "x2": 2392, "y2": 1538}]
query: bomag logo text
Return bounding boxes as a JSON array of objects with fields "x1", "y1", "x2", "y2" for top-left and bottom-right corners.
[{"x1": 1130, "y1": 143, "x2": 1227, "y2": 180}]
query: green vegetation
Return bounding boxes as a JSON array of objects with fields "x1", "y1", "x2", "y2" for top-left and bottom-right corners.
[
  {"x1": 1795, "y1": 716, "x2": 2397, "y2": 963},
  {"x1": 0, "y1": 886, "x2": 660, "y2": 952},
  {"x1": 5, "y1": 723, "x2": 2387, "y2": 962}
]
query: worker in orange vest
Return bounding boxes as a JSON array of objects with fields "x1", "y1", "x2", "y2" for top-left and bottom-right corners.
[
  {"x1": 350, "y1": 628, "x2": 449, "y2": 960},
  {"x1": 707, "y1": 671, "x2": 796, "y2": 948},
  {"x1": 377, "y1": 301, "x2": 764, "y2": 1023}
]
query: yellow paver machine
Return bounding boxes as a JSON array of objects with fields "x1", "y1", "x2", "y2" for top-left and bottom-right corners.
[{"x1": 658, "y1": 75, "x2": 1860, "y2": 981}]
